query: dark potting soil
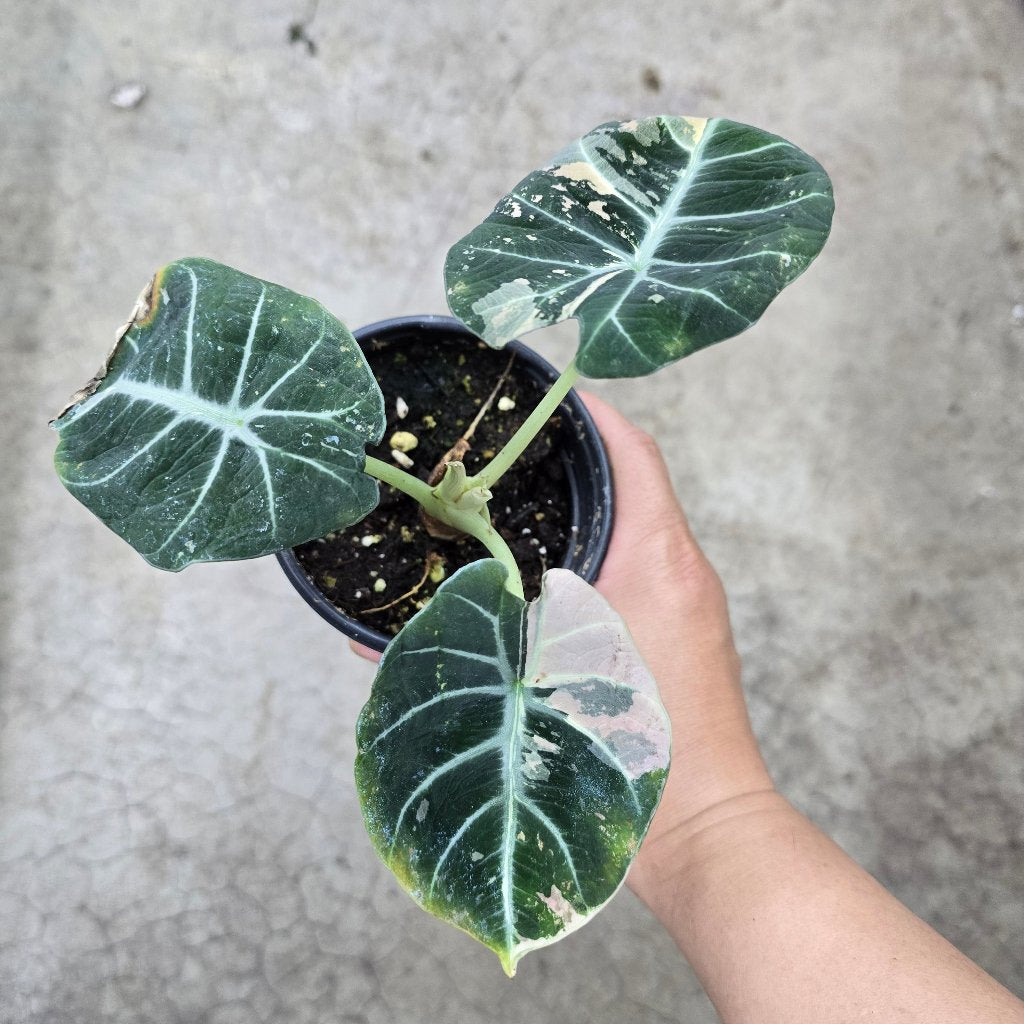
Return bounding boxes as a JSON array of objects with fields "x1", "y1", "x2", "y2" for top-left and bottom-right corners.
[{"x1": 293, "y1": 333, "x2": 573, "y2": 637}]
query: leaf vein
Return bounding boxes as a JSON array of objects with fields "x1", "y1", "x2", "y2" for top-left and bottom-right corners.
[
  {"x1": 368, "y1": 685, "x2": 506, "y2": 749},
  {"x1": 526, "y1": 698, "x2": 643, "y2": 813}
]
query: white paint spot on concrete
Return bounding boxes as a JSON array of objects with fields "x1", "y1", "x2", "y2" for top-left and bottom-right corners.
[
  {"x1": 416, "y1": 799, "x2": 429, "y2": 823},
  {"x1": 109, "y1": 81, "x2": 147, "y2": 110}
]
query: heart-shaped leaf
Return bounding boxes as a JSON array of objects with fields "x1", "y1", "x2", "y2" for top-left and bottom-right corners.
[
  {"x1": 355, "y1": 560, "x2": 670, "y2": 975},
  {"x1": 53, "y1": 258, "x2": 384, "y2": 570},
  {"x1": 445, "y1": 116, "x2": 834, "y2": 378}
]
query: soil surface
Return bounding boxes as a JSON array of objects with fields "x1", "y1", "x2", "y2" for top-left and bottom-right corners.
[{"x1": 293, "y1": 332, "x2": 573, "y2": 637}]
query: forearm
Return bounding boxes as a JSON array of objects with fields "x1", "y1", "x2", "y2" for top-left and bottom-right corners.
[
  {"x1": 620, "y1": 577, "x2": 1022, "y2": 1022},
  {"x1": 637, "y1": 789, "x2": 1024, "y2": 1024},
  {"x1": 583, "y1": 396, "x2": 1022, "y2": 1021}
]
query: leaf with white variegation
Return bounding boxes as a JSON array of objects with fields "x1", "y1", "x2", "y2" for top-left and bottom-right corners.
[
  {"x1": 355, "y1": 560, "x2": 670, "y2": 976},
  {"x1": 53, "y1": 258, "x2": 384, "y2": 570},
  {"x1": 445, "y1": 115, "x2": 834, "y2": 378}
]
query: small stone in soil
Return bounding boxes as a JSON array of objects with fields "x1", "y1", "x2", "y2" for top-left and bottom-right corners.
[
  {"x1": 390, "y1": 430, "x2": 418, "y2": 452},
  {"x1": 294, "y1": 335, "x2": 574, "y2": 637}
]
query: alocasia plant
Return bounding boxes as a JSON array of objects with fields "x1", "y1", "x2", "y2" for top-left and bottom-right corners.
[
  {"x1": 52, "y1": 115, "x2": 833, "y2": 974},
  {"x1": 53, "y1": 259, "x2": 384, "y2": 569}
]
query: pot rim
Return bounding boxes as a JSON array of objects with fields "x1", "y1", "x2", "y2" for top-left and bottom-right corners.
[{"x1": 277, "y1": 315, "x2": 613, "y2": 651}]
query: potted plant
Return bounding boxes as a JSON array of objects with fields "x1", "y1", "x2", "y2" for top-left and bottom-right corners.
[
  {"x1": 52, "y1": 115, "x2": 833, "y2": 976},
  {"x1": 276, "y1": 313, "x2": 616, "y2": 651}
]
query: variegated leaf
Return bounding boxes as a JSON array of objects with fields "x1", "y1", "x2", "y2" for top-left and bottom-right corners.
[
  {"x1": 355, "y1": 560, "x2": 670, "y2": 975},
  {"x1": 445, "y1": 115, "x2": 834, "y2": 378},
  {"x1": 53, "y1": 258, "x2": 384, "y2": 570}
]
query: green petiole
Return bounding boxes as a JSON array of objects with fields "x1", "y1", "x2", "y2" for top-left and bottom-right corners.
[
  {"x1": 361, "y1": 358, "x2": 581, "y2": 600},
  {"x1": 362, "y1": 455, "x2": 524, "y2": 599},
  {"x1": 466, "y1": 358, "x2": 580, "y2": 492}
]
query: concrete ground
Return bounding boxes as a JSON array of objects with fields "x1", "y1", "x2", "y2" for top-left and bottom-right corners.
[{"x1": 2, "y1": 1, "x2": 1022, "y2": 1020}]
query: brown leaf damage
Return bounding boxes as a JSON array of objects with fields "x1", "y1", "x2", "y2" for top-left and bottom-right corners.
[{"x1": 51, "y1": 267, "x2": 165, "y2": 424}]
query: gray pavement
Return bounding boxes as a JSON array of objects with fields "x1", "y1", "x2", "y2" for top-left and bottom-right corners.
[{"x1": 2, "y1": 1, "x2": 1022, "y2": 1021}]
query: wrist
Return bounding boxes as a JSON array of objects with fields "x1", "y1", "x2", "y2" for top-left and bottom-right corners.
[
  {"x1": 629, "y1": 641, "x2": 774, "y2": 896},
  {"x1": 641, "y1": 633, "x2": 774, "y2": 846},
  {"x1": 630, "y1": 787, "x2": 790, "y2": 920}
]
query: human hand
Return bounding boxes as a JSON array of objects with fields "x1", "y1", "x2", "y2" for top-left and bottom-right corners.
[
  {"x1": 578, "y1": 393, "x2": 773, "y2": 906},
  {"x1": 584, "y1": 399, "x2": 1024, "y2": 1024},
  {"x1": 351, "y1": 397, "x2": 1024, "y2": 1022}
]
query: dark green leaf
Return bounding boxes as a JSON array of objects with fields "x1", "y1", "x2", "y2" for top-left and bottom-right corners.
[
  {"x1": 53, "y1": 258, "x2": 384, "y2": 569},
  {"x1": 356, "y1": 560, "x2": 670, "y2": 975},
  {"x1": 446, "y1": 116, "x2": 834, "y2": 377}
]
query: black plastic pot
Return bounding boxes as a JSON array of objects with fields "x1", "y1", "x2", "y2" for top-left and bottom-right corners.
[{"x1": 277, "y1": 315, "x2": 614, "y2": 652}]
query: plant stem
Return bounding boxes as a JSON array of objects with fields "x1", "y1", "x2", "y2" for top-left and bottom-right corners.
[
  {"x1": 451, "y1": 510, "x2": 525, "y2": 600},
  {"x1": 468, "y1": 358, "x2": 580, "y2": 492},
  {"x1": 362, "y1": 455, "x2": 436, "y2": 506},
  {"x1": 362, "y1": 455, "x2": 525, "y2": 599}
]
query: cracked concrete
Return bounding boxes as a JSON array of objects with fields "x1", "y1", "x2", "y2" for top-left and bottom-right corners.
[{"x1": 2, "y1": 0, "x2": 1022, "y2": 1020}]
